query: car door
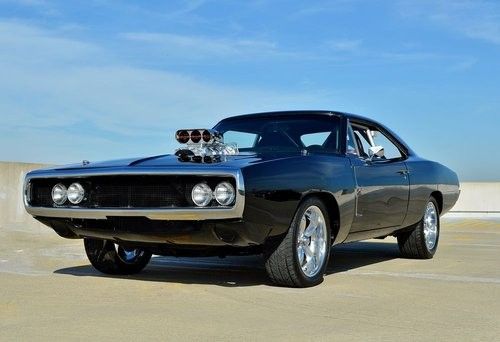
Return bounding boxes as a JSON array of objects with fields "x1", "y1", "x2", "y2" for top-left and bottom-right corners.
[{"x1": 347, "y1": 121, "x2": 410, "y2": 232}]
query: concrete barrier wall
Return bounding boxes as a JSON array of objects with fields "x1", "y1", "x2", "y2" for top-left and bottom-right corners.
[
  {"x1": 0, "y1": 161, "x2": 51, "y2": 233},
  {"x1": 451, "y1": 182, "x2": 500, "y2": 213},
  {"x1": 0, "y1": 162, "x2": 498, "y2": 233}
]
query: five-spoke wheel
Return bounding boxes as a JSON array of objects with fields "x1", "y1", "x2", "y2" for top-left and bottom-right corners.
[
  {"x1": 84, "y1": 238, "x2": 152, "y2": 275},
  {"x1": 296, "y1": 206, "x2": 328, "y2": 278},
  {"x1": 265, "y1": 197, "x2": 331, "y2": 287},
  {"x1": 423, "y1": 202, "x2": 438, "y2": 250}
]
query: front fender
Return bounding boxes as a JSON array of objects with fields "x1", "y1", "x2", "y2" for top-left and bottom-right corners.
[{"x1": 241, "y1": 154, "x2": 356, "y2": 244}]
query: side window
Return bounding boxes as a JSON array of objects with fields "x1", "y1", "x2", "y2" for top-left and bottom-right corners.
[
  {"x1": 223, "y1": 131, "x2": 258, "y2": 149},
  {"x1": 352, "y1": 128, "x2": 372, "y2": 158},
  {"x1": 371, "y1": 130, "x2": 403, "y2": 160},
  {"x1": 350, "y1": 123, "x2": 405, "y2": 161},
  {"x1": 346, "y1": 123, "x2": 358, "y2": 156}
]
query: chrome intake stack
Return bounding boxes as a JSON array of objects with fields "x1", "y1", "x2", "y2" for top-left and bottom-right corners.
[{"x1": 174, "y1": 129, "x2": 238, "y2": 163}]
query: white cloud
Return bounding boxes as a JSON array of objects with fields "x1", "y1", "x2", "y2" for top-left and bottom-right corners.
[
  {"x1": 0, "y1": 0, "x2": 47, "y2": 6},
  {"x1": 0, "y1": 0, "x2": 61, "y2": 16},
  {"x1": 289, "y1": 0, "x2": 362, "y2": 19},
  {"x1": 322, "y1": 37, "x2": 469, "y2": 66},
  {"x1": 121, "y1": 32, "x2": 300, "y2": 60},
  {"x1": 398, "y1": 0, "x2": 500, "y2": 45},
  {"x1": 171, "y1": 0, "x2": 207, "y2": 16},
  {"x1": 447, "y1": 57, "x2": 477, "y2": 71},
  {"x1": 326, "y1": 39, "x2": 362, "y2": 52},
  {"x1": 0, "y1": 21, "x2": 101, "y2": 64},
  {"x1": 0, "y1": 20, "x2": 327, "y2": 163}
]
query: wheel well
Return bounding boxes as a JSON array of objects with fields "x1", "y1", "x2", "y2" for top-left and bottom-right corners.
[
  {"x1": 430, "y1": 191, "x2": 443, "y2": 214},
  {"x1": 301, "y1": 192, "x2": 340, "y2": 241}
]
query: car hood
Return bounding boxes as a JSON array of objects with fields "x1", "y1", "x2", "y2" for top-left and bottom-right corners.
[{"x1": 40, "y1": 151, "x2": 303, "y2": 173}]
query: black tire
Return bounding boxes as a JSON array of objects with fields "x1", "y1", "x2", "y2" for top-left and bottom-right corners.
[
  {"x1": 397, "y1": 197, "x2": 440, "y2": 259},
  {"x1": 264, "y1": 197, "x2": 331, "y2": 288},
  {"x1": 84, "y1": 238, "x2": 152, "y2": 275}
]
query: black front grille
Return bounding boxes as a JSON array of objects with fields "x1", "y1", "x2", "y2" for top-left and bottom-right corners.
[{"x1": 29, "y1": 175, "x2": 235, "y2": 208}]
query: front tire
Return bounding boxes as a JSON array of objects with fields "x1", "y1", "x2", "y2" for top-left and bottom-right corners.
[
  {"x1": 265, "y1": 197, "x2": 331, "y2": 287},
  {"x1": 397, "y1": 197, "x2": 440, "y2": 259},
  {"x1": 84, "y1": 238, "x2": 152, "y2": 275}
]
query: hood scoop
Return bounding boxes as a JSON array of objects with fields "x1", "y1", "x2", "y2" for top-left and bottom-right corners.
[{"x1": 174, "y1": 129, "x2": 238, "y2": 163}]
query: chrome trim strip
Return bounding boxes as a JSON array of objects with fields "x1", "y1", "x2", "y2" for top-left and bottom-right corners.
[{"x1": 24, "y1": 167, "x2": 245, "y2": 221}]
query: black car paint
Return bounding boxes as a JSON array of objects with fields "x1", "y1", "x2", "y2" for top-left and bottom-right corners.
[{"x1": 26, "y1": 110, "x2": 460, "y2": 253}]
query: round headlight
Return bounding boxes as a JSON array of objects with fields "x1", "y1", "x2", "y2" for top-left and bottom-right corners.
[
  {"x1": 191, "y1": 183, "x2": 213, "y2": 207},
  {"x1": 67, "y1": 183, "x2": 85, "y2": 204},
  {"x1": 51, "y1": 183, "x2": 67, "y2": 205},
  {"x1": 214, "y1": 181, "x2": 235, "y2": 206}
]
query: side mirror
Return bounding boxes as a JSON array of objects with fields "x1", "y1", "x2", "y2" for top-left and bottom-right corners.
[{"x1": 368, "y1": 145, "x2": 384, "y2": 161}]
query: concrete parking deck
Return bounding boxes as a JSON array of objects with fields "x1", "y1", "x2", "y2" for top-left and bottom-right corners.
[{"x1": 1, "y1": 218, "x2": 499, "y2": 341}]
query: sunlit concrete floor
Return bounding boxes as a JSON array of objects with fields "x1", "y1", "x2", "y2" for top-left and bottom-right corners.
[{"x1": 1, "y1": 218, "x2": 499, "y2": 341}]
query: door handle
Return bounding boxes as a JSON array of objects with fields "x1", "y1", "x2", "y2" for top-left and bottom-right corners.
[{"x1": 397, "y1": 170, "x2": 409, "y2": 176}]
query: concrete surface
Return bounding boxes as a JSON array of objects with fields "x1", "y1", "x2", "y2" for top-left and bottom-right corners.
[{"x1": 0, "y1": 218, "x2": 499, "y2": 341}]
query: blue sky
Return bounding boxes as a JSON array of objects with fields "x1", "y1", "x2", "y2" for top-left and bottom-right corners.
[{"x1": 0, "y1": 0, "x2": 499, "y2": 181}]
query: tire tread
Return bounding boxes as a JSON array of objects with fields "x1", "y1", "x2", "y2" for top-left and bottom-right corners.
[{"x1": 397, "y1": 198, "x2": 439, "y2": 259}]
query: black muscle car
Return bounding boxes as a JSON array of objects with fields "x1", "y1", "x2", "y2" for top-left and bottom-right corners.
[{"x1": 24, "y1": 111, "x2": 460, "y2": 287}]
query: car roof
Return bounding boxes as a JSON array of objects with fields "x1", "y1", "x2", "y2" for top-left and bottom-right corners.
[
  {"x1": 218, "y1": 110, "x2": 416, "y2": 156},
  {"x1": 220, "y1": 110, "x2": 372, "y2": 122}
]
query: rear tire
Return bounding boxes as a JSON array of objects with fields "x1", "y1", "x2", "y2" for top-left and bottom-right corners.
[
  {"x1": 264, "y1": 197, "x2": 331, "y2": 287},
  {"x1": 84, "y1": 238, "x2": 152, "y2": 275},
  {"x1": 397, "y1": 197, "x2": 440, "y2": 259}
]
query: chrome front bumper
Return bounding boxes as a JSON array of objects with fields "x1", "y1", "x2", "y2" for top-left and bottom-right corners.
[{"x1": 24, "y1": 167, "x2": 245, "y2": 221}]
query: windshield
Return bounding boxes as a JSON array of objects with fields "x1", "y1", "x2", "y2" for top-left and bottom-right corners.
[{"x1": 213, "y1": 115, "x2": 341, "y2": 153}]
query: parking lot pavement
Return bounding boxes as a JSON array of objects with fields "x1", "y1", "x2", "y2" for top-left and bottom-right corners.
[{"x1": 1, "y1": 218, "x2": 499, "y2": 341}]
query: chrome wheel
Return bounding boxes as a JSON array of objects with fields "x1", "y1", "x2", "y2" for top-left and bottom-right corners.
[
  {"x1": 423, "y1": 202, "x2": 438, "y2": 250},
  {"x1": 115, "y1": 244, "x2": 145, "y2": 264},
  {"x1": 296, "y1": 205, "x2": 328, "y2": 278},
  {"x1": 84, "y1": 238, "x2": 152, "y2": 275}
]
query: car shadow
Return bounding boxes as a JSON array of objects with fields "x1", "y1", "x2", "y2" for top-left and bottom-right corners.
[
  {"x1": 55, "y1": 255, "x2": 271, "y2": 287},
  {"x1": 54, "y1": 241, "x2": 400, "y2": 287},
  {"x1": 327, "y1": 241, "x2": 400, "y2": 275}
]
